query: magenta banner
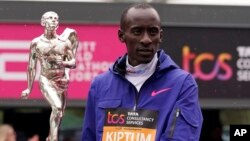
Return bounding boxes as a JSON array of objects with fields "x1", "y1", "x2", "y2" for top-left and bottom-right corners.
[{"x1": 0, "y1": 24, "x2": 126, "y2": 100}]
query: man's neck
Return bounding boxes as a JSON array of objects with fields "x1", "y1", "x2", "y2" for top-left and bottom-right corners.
[{"x1": 44, "y1": 30, "x2": 57, "y2": 39}]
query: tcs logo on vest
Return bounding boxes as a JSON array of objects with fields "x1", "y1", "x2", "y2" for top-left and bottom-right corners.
[
  {"x1": 107, "y1": 112, "x2": 125, "y2": 124},
  {"x1": 182, "y1": 45, "x2": 233, "y2": 81}
]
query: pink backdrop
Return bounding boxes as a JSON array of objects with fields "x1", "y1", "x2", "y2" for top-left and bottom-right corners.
[{"x1": 0, "y1": 23, "x2": 126, "y2": 100}]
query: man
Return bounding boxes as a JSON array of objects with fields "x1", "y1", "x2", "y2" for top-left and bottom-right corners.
[
  {"x1": 0, "y1": 124, "x2": 16, "y2": 141},
  {"x1": 82, "y1": 3, "x2": 203, "y2": 141},
  {"x1": 27, "y1": 134, "x2": 40, "y2": 141},
  {"x1": 21, "y1": 11, "x2": 77, "y2": 141}
]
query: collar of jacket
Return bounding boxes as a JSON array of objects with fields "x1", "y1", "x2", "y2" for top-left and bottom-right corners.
[{"x1": 110, "y1": 49, "x2": 179, "y2": 77}]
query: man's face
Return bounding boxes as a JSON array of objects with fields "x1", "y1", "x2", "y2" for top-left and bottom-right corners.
[
  {"x1": 120, "y1": 8, "x2": 162, "y2": 66},
  {"x1": 44, "y1": 12, "x2": 59, "y2": 31},
  {"x1": 6, "y1": 128, "x2": 16, "y2": 141}
]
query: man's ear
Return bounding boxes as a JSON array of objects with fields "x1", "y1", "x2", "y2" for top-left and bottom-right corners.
[
  {"x1": 118, "y1": 29, "x2": 125, "y2": 43},
  {"x1": 159, "y1": 29, "x2": 163, "y2": 42}
]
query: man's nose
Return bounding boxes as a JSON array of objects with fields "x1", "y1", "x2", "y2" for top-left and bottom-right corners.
[
  {"x1": 140, "y1": 33, "x2": 152, "y2": 45},
  {"x1": 52, "y1": 18, "x2": 57, "y2": 22}
]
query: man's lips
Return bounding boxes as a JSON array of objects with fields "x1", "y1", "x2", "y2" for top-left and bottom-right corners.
[{"x1": 137, "y1": 49, "x2": 153, "y2": 55}]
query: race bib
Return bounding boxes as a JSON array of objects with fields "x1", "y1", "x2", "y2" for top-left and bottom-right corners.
[{"x1": 102, "y1": 108, "x2": 158, "y2": 141}]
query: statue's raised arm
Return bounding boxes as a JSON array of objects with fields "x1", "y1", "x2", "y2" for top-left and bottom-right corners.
[
  {"x1": 60, "y1": 28, "x2": 79, "y2": 80},
  {"x1": 60, "y1": 28, "x2": 79, "y2": 58}
]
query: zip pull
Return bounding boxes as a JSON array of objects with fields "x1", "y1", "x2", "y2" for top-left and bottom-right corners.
[
  {"x1": 169, "y1": 108, "x2": 180, "y2": 138},
  {"x1": 176, "y1": 108, "x2": 180, "y2": 117},
  {"x1": 133, "y1": 105, "x2": 137, "y2": 111}
]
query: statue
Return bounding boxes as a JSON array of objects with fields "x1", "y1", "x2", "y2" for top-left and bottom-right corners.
[{"x1": 21, "y1": 11, "x2": 78, "y2": 141}]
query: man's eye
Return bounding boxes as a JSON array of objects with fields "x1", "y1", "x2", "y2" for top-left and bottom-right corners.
[
  {"x1": 149, "y1": 28, "x2": 159, "y2": 35},
  {"x1": 132, "y1": 29, "x2": 141, "y2": 35}
]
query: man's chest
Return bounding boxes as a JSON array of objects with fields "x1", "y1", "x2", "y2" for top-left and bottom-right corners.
[{"x1": 36, "y1": 40, "x2": 67, "y2": 56}]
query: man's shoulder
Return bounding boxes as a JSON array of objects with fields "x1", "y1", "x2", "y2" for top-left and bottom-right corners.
[
  {"x1": 158, "y1": 59, "x2": 192, "y2": 81},
  {"x1": 59, "y1": 28, "x2": 77, "y2": 42},
  {"x1": 31, "y1": 35, "x2": 43, "y2": 44},
  {"x1": 94, "y1": 70, "x2": 113, "y2": 81},
  {"x1": 170, "y1": 68, "x2": 197, "y2": 85},
  {"x1": 173, "y1": 67, "x2": 193, "y2": 78}
]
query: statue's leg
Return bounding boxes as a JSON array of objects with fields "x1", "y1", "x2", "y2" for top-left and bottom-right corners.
[{"x1": 39, "y1": 75, "x2": 65, "y2": 141}]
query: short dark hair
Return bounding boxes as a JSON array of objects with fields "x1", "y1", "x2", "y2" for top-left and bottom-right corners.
[{"x1": 120, "y1": 3, "x2": 155, "y2": 30}]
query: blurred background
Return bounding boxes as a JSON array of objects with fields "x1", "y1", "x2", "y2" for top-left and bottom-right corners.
[{"x1": 1, "y1": 0, "x2": 250, "y2": 141}]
